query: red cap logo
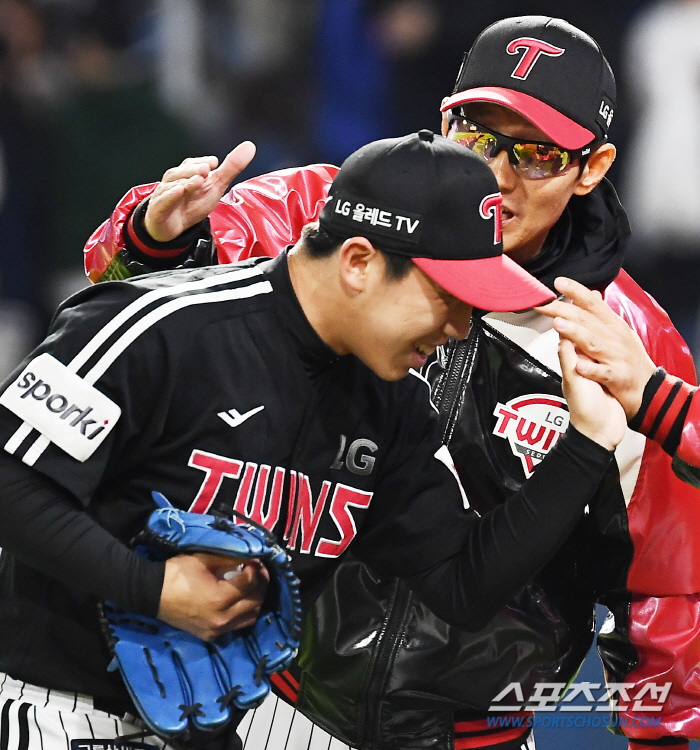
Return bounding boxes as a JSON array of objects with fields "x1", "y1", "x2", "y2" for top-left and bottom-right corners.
[
  {"x1": 479, "y1": 193, "x2": 503, "y2": 244},
  {"x1": 506, "y1": 37, "x2": 565, "y2": 80}
]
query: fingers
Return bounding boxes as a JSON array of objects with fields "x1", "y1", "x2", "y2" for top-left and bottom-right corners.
[
  {"x1": 550, "y1": 314, "x2": 606, "y2": 360},
  {"x1": 559, "y1": 338, "x2": 627, "y2": 451},
  {"x1": 161, "y1": 156, "x2": 218, "y2": 185},
  {"x1": 535, "y1": 283, "x2": 613, "y2": 361},
  {"x1": 553, "y1": 277, "x2": 605, "y2": 311},
  {"x1": 557, "y1": 337, "x2": 578, "y2": 378},
  {"x1": 158, "y1": 143, "x2": 254, "y2": 189},
  {"x1": 159, "y1": 553, "x2": 267, "y2": 640},
  {"x1": 211, "y1": 141, "x2": 256, "y2": 188},
  {"x1": 536, "y1": 277, "x2": 608, "y2": 320},
  {"x1": 222, "y1": 562, "x2": 270, "y2": 629},
  {"x1": 190, "y1": 552, "x2": 269, "y2": 634},
  {"x1": 573, "y1": 356, "x2": 612, "y2": 383}
]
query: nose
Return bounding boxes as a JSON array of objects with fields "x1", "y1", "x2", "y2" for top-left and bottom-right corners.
[
  {"x1": 489, "y1": 150, "x2": 517, "y2": 193},
  {"x1": 443, "y1": 300, "x2": 473, "y2": 340}
]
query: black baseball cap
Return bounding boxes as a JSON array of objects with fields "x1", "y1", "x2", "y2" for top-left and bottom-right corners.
[
  {"x1": 318, "y1": 130, "x2": 554, "y2": 312},
  {"x1": 441, "y1": 16, "x2": 616, "y2": 149}
]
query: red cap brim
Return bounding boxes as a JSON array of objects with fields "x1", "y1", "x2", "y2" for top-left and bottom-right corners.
[
  {"x1": 441, "y1": 86, "x2": 594, "y2": 150},
  {"x1": 413, "y1": 254, "x2": 555, "y2": 312}
]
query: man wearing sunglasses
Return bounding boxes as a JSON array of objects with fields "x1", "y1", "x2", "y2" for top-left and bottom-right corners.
[{"x1": 83, "y1": 15, "x2": 699, "y2": 750}]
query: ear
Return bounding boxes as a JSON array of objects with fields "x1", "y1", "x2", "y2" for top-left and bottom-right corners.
[
  {"x1": 440, "y1": 100, "x2": 450, "y2": 137},
  {"x1": 573, "y1": 142, "x2": 616, "y2": 196},
  {"x1": 337, "y1": 237, "x2": 381, "y2": 294}
]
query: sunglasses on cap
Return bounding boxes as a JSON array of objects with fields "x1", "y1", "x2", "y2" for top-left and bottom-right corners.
[{"x1": 447, "y1": 113, "x2": 600, "y2": 180}]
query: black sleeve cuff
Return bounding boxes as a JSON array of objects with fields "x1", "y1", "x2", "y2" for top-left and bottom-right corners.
[
  {"x1": 560, "y1": 422, "x2": 616, "y2": 466},
  {"x1": 628, "y1": 367, "x2": 667, "y2": 431},
  {"x1": 123, "y1": 198, "x2": 210, "y2": 269}
]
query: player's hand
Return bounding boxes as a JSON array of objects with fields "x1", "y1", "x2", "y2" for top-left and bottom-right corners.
[
  {"x1": 157, "y1": 551, "x2": 270, "y2": 641},
  {"x1": 536, "y1": 277, "x2": 656, "y2": 420},
  {"x1": 143, "y1": 141, "x2": 257, "y2": 243},
  {"x1": 558, "y1": 337, "x2": 627, "y2": 451}
]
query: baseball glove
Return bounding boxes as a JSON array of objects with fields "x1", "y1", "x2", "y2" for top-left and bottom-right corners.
[{"x1": 100, "y1": 492, "x2": 302, "y2": 741}]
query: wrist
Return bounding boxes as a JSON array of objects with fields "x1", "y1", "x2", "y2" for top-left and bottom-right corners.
[
  {"x1": 628, "y1": 368, "x2": 697, "y2": 456},
  {"x1": 123, "y1": 199, "x2": 207, "y2": 269}
]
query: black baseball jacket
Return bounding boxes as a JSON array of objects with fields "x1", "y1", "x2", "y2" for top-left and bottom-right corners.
[{"x1": 0, "y1": 252, "x2": 612, "y2": 712}]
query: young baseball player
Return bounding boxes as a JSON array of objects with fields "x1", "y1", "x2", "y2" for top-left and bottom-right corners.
[
  {"x1": 0, "y1": 133, "x2": 624, "y2": 750},
  {"x1": 82, "y1": 16, "x2": 700, "y2": 750}
]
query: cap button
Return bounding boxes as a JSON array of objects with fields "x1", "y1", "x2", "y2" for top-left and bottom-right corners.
[{"x1": 418, "y1": 129, "x2": 434, "y2": 142}]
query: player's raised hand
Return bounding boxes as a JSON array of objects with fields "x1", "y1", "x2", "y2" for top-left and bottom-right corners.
[
  {"x1": 536, "y1": 277, "x2": 656, "y2": 420},
  {"x1": 558, "y1": 336, "x2": 627, "y2": 451},
  {"x1": 144, "y1": 141, "x2": 257, "y2": 243}
]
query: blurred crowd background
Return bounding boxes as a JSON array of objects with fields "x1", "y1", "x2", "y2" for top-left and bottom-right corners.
[{"x1": 1, "y1": 0, "x2": 699, "y2": 382}]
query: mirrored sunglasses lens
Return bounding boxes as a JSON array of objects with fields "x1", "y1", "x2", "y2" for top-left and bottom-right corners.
[
  {"x1": 513, "y1": 143, "x2": 575, "y2": 179},
  {"x1": 448, "y1": 120, "x2": 497, "y2": 161}
]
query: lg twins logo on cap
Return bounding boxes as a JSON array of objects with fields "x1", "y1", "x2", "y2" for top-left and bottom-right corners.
[
  {"x1": 480, "y1": 192, "x2": 503, "y2": 244},
  {"x1": 0, "y1": 353, "x2": 121, "y2": 462},
  {"x1": 493, "y1": 394, "x2": 569, "y2": 477},
  {"x1": 506, "y1": 38, "x2": 565, "y2": 80}
]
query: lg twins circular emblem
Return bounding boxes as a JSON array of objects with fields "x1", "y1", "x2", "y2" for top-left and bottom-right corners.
[{"x1": 492, "y1": 394, "x2": 569, "y2": 478}]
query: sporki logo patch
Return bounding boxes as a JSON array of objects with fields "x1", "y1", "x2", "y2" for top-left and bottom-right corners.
[
  {"x1": 0, "y1": 353, "x2": 121, "y2": 462},
  {"x1": 493, "y1": 394, "x2": 569, "y2": 477}
]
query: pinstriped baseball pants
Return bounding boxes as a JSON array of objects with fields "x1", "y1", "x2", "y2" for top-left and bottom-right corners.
[
  {"x1": 0, "y1": 673, "x2": 170, "y2": 750},
  {"x1": 0, "y1": 676, "x2": 531, "y2": 750},
  {"x1": 237, "y1": 695, "x2": 355, "y2": 750},
  {"x1": 0, "y1": 674, "x2": 352, "y2": 750}
]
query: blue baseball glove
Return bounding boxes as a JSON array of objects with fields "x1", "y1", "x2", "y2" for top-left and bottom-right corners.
[{"x1": 100, "y1": 492, "x2": 302, "y2": 741}]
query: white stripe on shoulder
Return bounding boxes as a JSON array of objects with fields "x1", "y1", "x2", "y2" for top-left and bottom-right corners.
[
  {"x1": 11, "y1": 267, "x2": 273, "y2": 465},
  {"x1": 21, "y1": 435, "x2": 51, "y2": 467},
  {"x1": 83, "y1": 281, "x2": 272, "y2": 385},
  {"x1": 69, "y1": 264, "x2": 267, "y2": 374},
  {"x1": 4, "y1": 422, "x2": 33, "y2": 454}
]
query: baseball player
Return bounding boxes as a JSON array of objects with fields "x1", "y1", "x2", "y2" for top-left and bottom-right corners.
[
  {"x1": 84, "y1": 16, "x2": 700, "y2": 750},
  {"x1": 0, "y1": 133, "x2": 624, "y2": 750},
  {"x1": 540, "y1": 276, "x2": 700, "y2": 491}
]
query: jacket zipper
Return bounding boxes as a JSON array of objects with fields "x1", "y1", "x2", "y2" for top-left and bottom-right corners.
[
  {"x1": 361, "y1": 335, "x2": 475, "y2": 749},
  {"x1": 360, "y1": 577, "x2": 414, "y2": 749},
  {"x1": 436, "y1": 337, "x2": 473, "y2": 443}
]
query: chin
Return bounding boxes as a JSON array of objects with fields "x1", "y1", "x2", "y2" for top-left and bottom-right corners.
[{"x1": 367, "y1": 362, "x2": 408, "y2": 381}]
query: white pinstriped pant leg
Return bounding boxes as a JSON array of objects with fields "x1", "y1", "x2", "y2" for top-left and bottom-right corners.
[
  {"x1": 0, "y1": 676, "x2": 535, "y2": 750},
  {"x1": 237, "y1": 695, "x2": 537, "y2": 750},
  {"x1": 237, "y1": 694, "x2": 356, "y2": 750},
  {"x1": 0, "y1": 673, "x2": 171, "y2": 750}
]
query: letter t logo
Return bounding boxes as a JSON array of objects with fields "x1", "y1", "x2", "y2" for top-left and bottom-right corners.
[
  {"x1": 480, "y1": 193, "x2": 503, "y2": 244},
  {"x1": 507, "y1": 38, "x2": 565, "y2": 80}
]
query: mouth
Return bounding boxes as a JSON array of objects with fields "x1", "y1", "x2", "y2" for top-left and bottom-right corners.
[
  {"x1": 412, "y1": 343, "x2": 437, "y2": 364},
  {"x1": 501, "y1": 206, "x2": 514, "y2": 223}
]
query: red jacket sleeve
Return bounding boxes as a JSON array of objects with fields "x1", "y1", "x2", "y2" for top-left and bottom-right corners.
[
  {"x1": 209, "y1": 164, "x2": 337, "y2": 264},
  {"x1": 84, "y1": 184, "x2": 158, "y2": 283},
  {"x1": 677, "y1": 393, "x2": 700, "y2": 484},
  {"x1": 605, "y1": 270, "x2": 700, "y2": 594},
  {"x1": 83, "y1": 164, "x2": 338, "y2": 283}
]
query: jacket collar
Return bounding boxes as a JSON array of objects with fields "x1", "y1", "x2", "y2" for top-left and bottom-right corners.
[
  {"x1": 521, "y1": 177, "x2": 630, "y2": 292},
  {"x1": 264, "y1": 252, "x2": 340, "y2": 375}
]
